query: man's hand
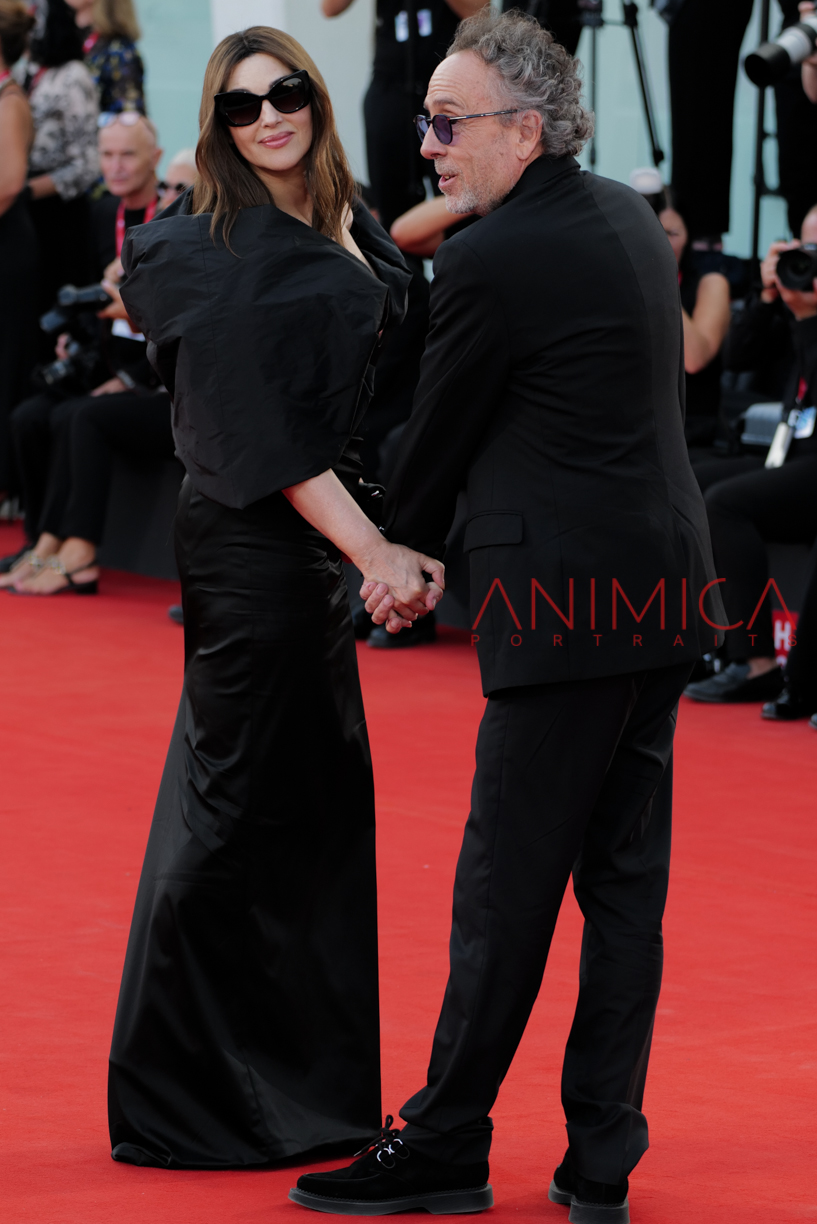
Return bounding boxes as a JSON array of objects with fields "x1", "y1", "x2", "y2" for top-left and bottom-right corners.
[
  {"x1": 779, "y1": 277, "x2": 817, "y2": 320},
  {"x1": 358, "y1": 542, "x2": 445, "y2": 633},
  {"x1": 97, "y1": 257, "x2": 130, "y2": 322},
  {"x1": 90, "y1": 376, "x2": 128, "y2": 397},
  {"x1": 760, "y1": 239, "x2": 794, "y2": 303}
]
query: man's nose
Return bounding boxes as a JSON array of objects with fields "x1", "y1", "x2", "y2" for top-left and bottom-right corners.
[{"x1": 420, "y1": 127, "x2": 446, "y2": 161}]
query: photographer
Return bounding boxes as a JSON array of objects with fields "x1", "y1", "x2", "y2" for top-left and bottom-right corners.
[
  {"x1": 685, "y1": 226, "x2": 817, "y2": 703},
  {"x1": 1, "y1": 112, "x2": 174, "y2": 594}
]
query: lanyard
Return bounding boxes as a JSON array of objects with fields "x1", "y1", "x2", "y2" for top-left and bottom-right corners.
[
  {"x1": 83, "y1": 30, "x2": 100, "y2": 55},
  {"x1": 115, "y1": 197, "x2": 157, "y2": 258},
  {"x1": 0, "y1": 71, "x2": 11, "y2": 90}
]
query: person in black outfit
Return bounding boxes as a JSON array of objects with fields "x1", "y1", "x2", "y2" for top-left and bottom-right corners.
[
  {"x1": 2, "y1": 112, "x2": 170, "y2": 593},
  {"x1": 0, "y1": 1, "x2": 37, "y2": 506},
  {"x1": 107, "y1": 27, "x2": 445, "y2": 1169},
  {"x1": 659, "y1": 204, "x2": 731, "y2": 446},
  {"x1": 762, "y1": 538, "x2": 817, "y2": 721},
  {"x1": 290, "y1": 12, "x2": 722, "y2": 1221},
  {"x1": 685, "y1": 223, "x2": 817, "y2": 703}
]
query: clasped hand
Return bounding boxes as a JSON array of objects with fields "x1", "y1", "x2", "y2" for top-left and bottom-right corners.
[{"x1": 358, "y1": 541, "x2": 445, "y2": 634}]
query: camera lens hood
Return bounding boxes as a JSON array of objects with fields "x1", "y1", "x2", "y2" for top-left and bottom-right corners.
[{"x1": 745, "y1": 15, "x2": 817, "y2": 87}]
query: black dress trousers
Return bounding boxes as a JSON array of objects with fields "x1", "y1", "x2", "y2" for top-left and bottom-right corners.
[
  {"x1": 108, "y1": 479, "x2": 381, "y2": 1167},
  {"x1": 400, "y1": 662, "x2": 691, "y2": 1185}
]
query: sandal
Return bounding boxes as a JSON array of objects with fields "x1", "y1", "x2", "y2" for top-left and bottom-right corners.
[
  {"x1": 0, "y1": 550, "x2": 47, "y2": 588},
  {"x1": 10, "y1": 555, "x2": 98, "y2": 596}
]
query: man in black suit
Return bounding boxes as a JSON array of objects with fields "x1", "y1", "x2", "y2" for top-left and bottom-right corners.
[{"x1": 291, "y1": 10, "x2": 724, "y2": 1221}]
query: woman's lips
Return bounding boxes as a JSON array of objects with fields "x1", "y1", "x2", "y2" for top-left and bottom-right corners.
[{"x1": 260, "y1": 131, "x2": 294, "y2": 149}]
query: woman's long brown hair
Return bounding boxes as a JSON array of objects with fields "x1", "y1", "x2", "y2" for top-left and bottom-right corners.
[{"x1": 192, "y1": 27, "x2": 355, "y2": 251}]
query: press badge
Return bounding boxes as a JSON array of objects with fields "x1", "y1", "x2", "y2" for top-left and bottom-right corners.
[{"x1": 794, "y1": 405, "x2": 816, "y2": 438}]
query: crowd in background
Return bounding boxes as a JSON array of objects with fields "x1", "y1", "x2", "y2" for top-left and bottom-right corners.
[{"x1": 0, "y1": 0, "x2": 815, "y2": 724}]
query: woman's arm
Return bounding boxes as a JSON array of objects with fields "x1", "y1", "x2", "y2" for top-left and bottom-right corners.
[
  {"x1": 321, "y1": 0, "x2": 355, "y2": 15},
  {"x1": 445, "y1": 0, "x2": 488, "y2": 15},
  {"x1": 0, "y1": 93, "x2": 32, "y2": 217},
  {"x1": 683, "y1": 272, "x2": 731, "y2": 374},
  {"x1": 390, "y1": 195, "x2": 475, "y2": 257},
  {"x1": 283, "y1": 469, "x2": 444, "y2": 630}
]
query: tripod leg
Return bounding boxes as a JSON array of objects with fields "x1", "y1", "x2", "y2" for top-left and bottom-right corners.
[{"x1": 623, "y1": 2, "x2": 664, "y2": 168}]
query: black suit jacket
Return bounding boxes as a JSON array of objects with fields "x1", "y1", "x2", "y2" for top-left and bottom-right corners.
[{"x1": 384, "y1": 155, "x2": 725, "y2": 694}]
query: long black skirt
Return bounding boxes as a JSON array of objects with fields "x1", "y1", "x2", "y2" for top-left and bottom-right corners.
[{"x1": 108, "y1": 478, "x2": 381, "y2": 1168}]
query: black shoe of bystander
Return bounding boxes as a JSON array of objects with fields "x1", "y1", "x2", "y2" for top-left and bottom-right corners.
[
  {"x1": 548, "y1": 1149, "x2": 630, "y2": 1224},
  {"x1": 168, "y1": 604, "x2": 183, "y2": 626},
  {"x1": 684, "y1": 661, "x2": 784, "y2": 703},
  {"x1": 288, "y1": 1116, "x2": 492, "y2": 1215},
  {"x1": 761, "y1": 685, "x2": 817, "y2": 721}
]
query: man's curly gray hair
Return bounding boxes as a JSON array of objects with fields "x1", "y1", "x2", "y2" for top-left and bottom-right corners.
[{"x1": 447, "y1": 8, "x2": 594, "y2": 159}]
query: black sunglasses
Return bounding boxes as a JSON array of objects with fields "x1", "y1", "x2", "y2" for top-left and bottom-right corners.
[
  {"x1": 215, "y1": 69, "x2": 311, "y2": 127},
  {"x1": 414, "y1": 109, "x2": 522, "y2": 145}
]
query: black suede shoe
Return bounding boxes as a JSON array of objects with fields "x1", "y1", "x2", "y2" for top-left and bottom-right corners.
[
  {"x1": 548, "y1": 1149, "x2": 629, "y2": 1223},
  {"x1": 289, "y1": 1117, "x2": 492, "y2": 1215},
  {"x1": 761, "y1": 685, "x2": 817, "y2": 721},
  {"x1": 367, "y1": 611, "x2": 437, "y2": 650},
  {"x1": 684, "y1": 661, "x2": 784, "y2": 703}
]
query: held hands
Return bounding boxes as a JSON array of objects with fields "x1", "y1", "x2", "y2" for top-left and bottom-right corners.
[{"x1": 358, "y1": 541, "x2": 445, "y2": 635}]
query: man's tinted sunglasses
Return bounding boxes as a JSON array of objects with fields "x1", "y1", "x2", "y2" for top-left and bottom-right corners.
[
  {"x1": 215, "y1": 69, "x2": 311, "y2": 127},
  {"x1": 414, "y1": 109, "x2": 521, "y2": 145}
]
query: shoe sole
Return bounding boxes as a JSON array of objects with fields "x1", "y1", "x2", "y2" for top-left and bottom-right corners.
[
  {"x1": 548, "y1": 1181, "x2": 629, "y2": 1224},
  {"x1": 288, "y1": 1184, "x2": 493, "y2": 1215}
]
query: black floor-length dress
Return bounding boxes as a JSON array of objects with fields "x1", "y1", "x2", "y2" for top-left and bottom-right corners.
[{"x1": 108, "y1": 197, "x2": 410, "y2": 1168}]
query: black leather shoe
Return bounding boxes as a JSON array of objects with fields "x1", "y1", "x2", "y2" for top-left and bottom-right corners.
[
  {"x1": 810, "y1": 714, "x2": 817, "y2": 731},
  {"x1": 684, "y1": 661, "x2": 784, "y2": 703},
  {"x1": 548, "y1": 1149, "x2": 629, "y2": 1223},
  {"x1": 289, "y1": 1117, "x2": 492, "y2": 1215},
  {"x1": 367, "y1": 611, "x2": 437, "y2": 650},
  {"x1": 761, "y1": 685, "x2": 816, "y2": 721},
  {"x1": 167, "y1": 604, "x2": 183, "y2": 625}
]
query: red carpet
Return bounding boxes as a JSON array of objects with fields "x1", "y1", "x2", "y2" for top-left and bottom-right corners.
[{"x1": 0, "y1": 520, "x2": 815, "y2": 1223}]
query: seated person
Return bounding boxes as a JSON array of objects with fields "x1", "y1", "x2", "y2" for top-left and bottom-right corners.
[
  {"x1": 659, "y1": 205, "x2": 731, "y2": 446},
  {"x1": 762, "y1": 537, "x2": 817, "y2": 723},
  {"x1": 1, "y1": 111, "x2": 174, "y2": 595},
  {"x1": 157, "y1": 146, "x2": 197, "y2": 211},
  {"x1": 684, "y1": 252, "x2": 817, "y2": 704}
]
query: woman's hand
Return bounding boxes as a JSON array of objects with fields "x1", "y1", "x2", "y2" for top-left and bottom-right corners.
[{"x1": 358, "y1": 541, "x2": 445, "y2": 633}]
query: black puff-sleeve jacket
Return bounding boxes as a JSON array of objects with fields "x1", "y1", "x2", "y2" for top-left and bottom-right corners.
[{"x1": 120, "y1": 195, "x2": 411, "y2": 509}]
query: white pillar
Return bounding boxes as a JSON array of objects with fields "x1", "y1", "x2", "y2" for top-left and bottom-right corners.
[{"x1": 210, "y1": 0, "x2": 289, "y2": 47}]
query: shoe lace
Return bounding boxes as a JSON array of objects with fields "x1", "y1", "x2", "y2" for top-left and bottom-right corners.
[{"x1": 353, "y1": 1115, "x2": 411, "y2": 1169}]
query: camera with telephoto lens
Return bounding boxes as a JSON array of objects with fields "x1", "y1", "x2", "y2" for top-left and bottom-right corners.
[
  {"x1": 776, "y1": 244, "x2": 817, "y2": 292},
  {"x1": 36, "y1": 283, "x2": 112, "y2": 393},
  {"x1": 745, "y1": 14, "x2": 817, "y2": 87}
]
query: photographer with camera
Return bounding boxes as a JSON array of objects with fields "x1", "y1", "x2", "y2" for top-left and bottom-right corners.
[
  {"x1": 0, "y1": 111, "x2": 173, "y2": 593},
  {"x1": 684, "y1": 222, "x2": 817, "y2": 704}
]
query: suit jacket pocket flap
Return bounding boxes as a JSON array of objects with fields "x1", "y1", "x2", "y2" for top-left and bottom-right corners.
[{"x1": 464, "y1": 512, "x2": 524, "y2": 551}]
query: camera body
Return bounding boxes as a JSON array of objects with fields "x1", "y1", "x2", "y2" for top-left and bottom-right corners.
[
  {"x1": 776, "y1": 244, "x2": 817, "y2": 292},
  {"x1": 745, "y1": 14, "x2": 817, "y2": 87},
  {"x1": 36, "y1": 283, "x2": 111, "y2": 394}
]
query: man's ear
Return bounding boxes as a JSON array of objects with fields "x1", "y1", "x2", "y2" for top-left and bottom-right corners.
[
  {"x1": 152, "y1": 146, "x2": 164, "y2": 171},
  {"x1": 517, "y1": 110, "x2": 542, "y2": 159}
]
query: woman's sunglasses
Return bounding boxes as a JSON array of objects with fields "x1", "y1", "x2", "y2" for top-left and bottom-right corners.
[
  {"x1": 414, "y1": 109, "x2": 521, "y2": 145},
  {"x1": 214, "y1": 70, "x2": 311, "y2": 128}
]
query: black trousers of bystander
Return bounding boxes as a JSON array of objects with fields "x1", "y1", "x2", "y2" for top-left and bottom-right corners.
[
  {"x1": 693, "y1": 453, "x2": 817, "y2": 660},
  {"x1": 400, "y1": 663, "x2": 691, "y2": 1186},
  {"x1": 11, "y1": 389, "x2": 173, "y2": 545}
]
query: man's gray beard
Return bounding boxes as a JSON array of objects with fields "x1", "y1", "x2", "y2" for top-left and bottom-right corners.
[{"x1": 439, "y1": 170, "x2": 508, "y2": 217}]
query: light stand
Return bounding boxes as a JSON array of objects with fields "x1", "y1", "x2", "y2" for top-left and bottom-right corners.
[
  {"x1": 750, "y1": 0, "x2": 773, "y2": 265},
  {"x1": 578, "y1": 0, "x2": 665, "y2": 172}
]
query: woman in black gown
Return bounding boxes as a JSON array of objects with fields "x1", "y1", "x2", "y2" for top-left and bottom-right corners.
[{"x1": 108, "y1": 26, "x2": 444, "y2": 1170}]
